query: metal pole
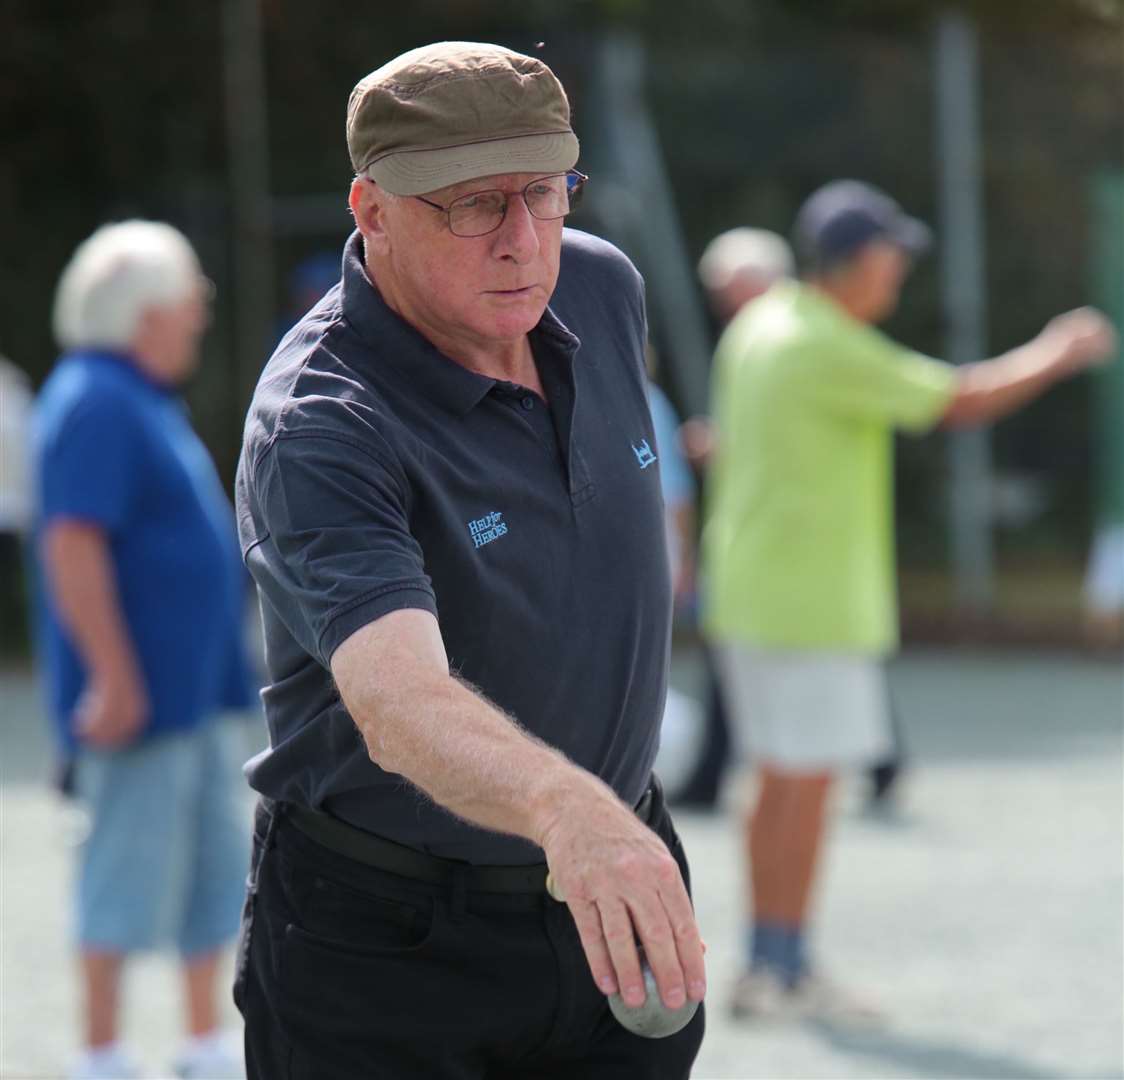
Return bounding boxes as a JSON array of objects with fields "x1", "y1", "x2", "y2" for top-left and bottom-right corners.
[
  {"x1": 222, "y1": 0, "x2": 274, "y2": 412},
  {"x1": 593, "y1": 33, "x2": 714, "y2": 418},
  {"x1": 935, "y1": 9, "x2": 995, "y2": 613},
  {"x1": 1089, "y1": 173, "x2": 1124, "y2": 532}
]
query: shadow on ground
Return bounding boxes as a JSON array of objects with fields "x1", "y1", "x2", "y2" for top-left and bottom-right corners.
[{"x1": 814, "y1": 1023, "x2": 1123, "y2": 1080}]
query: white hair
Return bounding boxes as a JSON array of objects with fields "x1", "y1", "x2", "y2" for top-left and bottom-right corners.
[
  {"x1": 52, "y1": 220, "x2": 202, "y2": 350},
  {"x1": 697, "y1": 227, "x2": 794, "y2": 292}
]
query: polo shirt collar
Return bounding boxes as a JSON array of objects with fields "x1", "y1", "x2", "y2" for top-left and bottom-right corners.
[
  {"x1": 787, "y1": 279, "x2": 854, "y2": 329},
  {"x1": 339, "y1": 231, "x2": 580, "y2": 418}
]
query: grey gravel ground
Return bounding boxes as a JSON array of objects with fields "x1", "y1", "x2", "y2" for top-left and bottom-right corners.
[{"x1": 2, "y1": 648, "x2": 1121, "y2": 1080}]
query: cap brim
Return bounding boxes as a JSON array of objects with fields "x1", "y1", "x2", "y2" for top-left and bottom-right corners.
[
  {"x1": 892, "y1": 216, "x2": 932, "y2": 256},
  {"x1": 366, "y1": 132, "x2": 579, "y2": 196}
]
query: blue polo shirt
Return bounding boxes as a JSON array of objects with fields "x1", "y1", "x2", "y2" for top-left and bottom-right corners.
[
  {"x1": 32, "y1": 351, "x2": 248, "y2": 751},
  {"x1": 236, "y1": 229, "x2": 672, "y2": 864}
]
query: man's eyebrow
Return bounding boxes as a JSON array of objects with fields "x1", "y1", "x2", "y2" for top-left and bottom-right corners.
[
  {"x1": 444, "y1": 182, "x2": 497, "y2": 198},
  {"x1": 437, "y1": 174, "x2": 556, "y2": 200}
]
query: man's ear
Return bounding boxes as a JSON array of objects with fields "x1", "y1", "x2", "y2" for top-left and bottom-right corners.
[{"x1": 349, "y1": 178, "x2": 391, "y2": 254}]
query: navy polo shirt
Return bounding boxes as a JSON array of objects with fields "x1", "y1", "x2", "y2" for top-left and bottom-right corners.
[{"x1": 236, "y1": 228, "x2": 671, "y2": 864}]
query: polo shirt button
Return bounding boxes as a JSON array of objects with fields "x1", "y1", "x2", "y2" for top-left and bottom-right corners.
[{"x1": 521, "y1": 395, "x2": 535, "y2": 411}]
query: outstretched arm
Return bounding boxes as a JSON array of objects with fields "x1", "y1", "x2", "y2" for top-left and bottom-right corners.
[
  {"x1": 331, "y1": 609, "x2": 707, "y2": 1015},
  {"x1": 941, "y1": 307, "x2": 1116, "y2": 428}
]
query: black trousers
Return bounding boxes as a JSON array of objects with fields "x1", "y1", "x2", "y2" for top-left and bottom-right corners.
[{"x1": 235, "y1": 784, "x2": 705, "y2": 1079}]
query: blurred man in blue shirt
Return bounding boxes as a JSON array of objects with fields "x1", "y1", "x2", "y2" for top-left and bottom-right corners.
[{"x1": 32, "y1": 221, "x2": 250, "y2": 1080}]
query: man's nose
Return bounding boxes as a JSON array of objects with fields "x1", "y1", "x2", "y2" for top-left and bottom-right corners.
[{"x1": 491, "y1": 194, "x2": 540, "y2": 261}]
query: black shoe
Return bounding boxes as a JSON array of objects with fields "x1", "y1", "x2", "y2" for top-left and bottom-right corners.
[{"x1": 867, "y1": 757, "x2": 902, "y2": 805}]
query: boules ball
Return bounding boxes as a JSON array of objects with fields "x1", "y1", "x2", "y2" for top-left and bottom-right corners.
[{"x1": 608, "y1": 957, "x2": 699, "y2": 1039}]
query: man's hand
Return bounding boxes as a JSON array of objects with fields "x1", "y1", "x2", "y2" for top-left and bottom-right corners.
[
  {"x1": 1039, "y1": 307, "x2": 1117, "y2": 375},
  {"x1": 73, "y1": 667, "x2": 148, "y2": 747},
  {"x1": 42, "y1": 519, "x2": 150, "y2": 749},
  {"x1": 539, "y1": 793, "x2": 707, "y2": 1013},
  {"x1": 678, "y1": 416, "x2": 716, "y2": 471}
]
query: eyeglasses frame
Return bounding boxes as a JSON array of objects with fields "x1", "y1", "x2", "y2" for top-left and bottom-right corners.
[{"x1": 411, "y1": 170, "x2": 589, "y2": 238}]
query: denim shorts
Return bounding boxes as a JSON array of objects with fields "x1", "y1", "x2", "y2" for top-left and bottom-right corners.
[{"x1": 73, "y1": 715, "x2": 251, "y2": 956}]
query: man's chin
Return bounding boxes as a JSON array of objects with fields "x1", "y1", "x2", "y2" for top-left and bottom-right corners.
[
  {"x1": 481, "y1": 302, "x2": 549, "y2": 339},
  {"x1": 870, "y1": 296, "x2": 900, "y2": 324}
]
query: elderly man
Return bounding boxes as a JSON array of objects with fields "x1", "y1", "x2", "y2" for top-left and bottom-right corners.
[
  {"x1": 703, "y1": 179, "x2": 1116, "y2": 1020},
  {"x1": 32, "y1": 221, "x2": 249, "y2": 1079},
  {"x1": 669, "y1": 226, "x2": 797, "y2": 811},
  {"x1": 697, "y1": 226, "x2": 794, "y2": 326},
  {"x1": 234, "y1": 42, "x2": 706, "y2": 1078}
]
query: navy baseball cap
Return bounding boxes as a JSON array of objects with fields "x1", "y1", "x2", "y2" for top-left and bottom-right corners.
[{"x1": 793, "y1": 180, "x2": 931, "y2": 271}]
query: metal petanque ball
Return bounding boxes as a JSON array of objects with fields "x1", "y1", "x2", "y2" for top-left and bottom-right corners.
[{"x1": 608, "y1": 959, "x2": 699, "y2": 1039}]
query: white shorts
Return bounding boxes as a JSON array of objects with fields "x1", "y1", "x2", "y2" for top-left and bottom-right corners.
[{"x1": 718, "y1": 644, "x2": 892, "y2": 771}]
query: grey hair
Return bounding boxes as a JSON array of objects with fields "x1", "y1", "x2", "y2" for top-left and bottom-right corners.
[
  {"x1": 697, "y1": 228, "x2": 794, "y2": 293},
  {"x1": 52, "y1": 220, "x2": 202, "y2": 351}
]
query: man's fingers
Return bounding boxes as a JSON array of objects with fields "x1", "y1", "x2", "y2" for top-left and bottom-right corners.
[
  {"x1": 660, "y1": 881, "x2": 707, "y2": 1002},
  {"x1": 599, "y1": 901, "x2": 645, "y2": 1007},
  {"x1": 567, "y1": 899, "x2": 618, "y2": 996},
  {"x1": 627, "y1": 902, "x2": 687, "y2": 1010},
  {"x1": 627, "y1": 852, "x2": 706, "y2": 1006},
  {"x1": 76, "y1": 707, "x2": 143, "y2": 748},
  {"x1": 628, "y1": 859, "x2": 706, "y2": 1008}
]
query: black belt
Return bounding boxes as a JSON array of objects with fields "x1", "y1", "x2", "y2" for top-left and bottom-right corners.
[{"x1": 284, "y1": 783, "x2": 656, "y2": 895}]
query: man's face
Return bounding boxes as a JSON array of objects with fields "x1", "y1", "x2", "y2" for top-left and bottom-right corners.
[
  {"x1": 352, "y1": 172, "x2": 564, "y2": 352},
  {"x1": 133, "y1": 283, "x2": 210, "y2": 385},
  {"x1": 848, "y1": 241, "x2": 910, "y2": 323},
  {"x1": 714, "y1": 271, "x2": 783, "y2": 325}
]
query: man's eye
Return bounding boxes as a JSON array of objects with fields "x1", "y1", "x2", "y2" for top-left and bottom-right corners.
[{"x1": 458, "y1": 193, "x2": 505, "y2": 212}]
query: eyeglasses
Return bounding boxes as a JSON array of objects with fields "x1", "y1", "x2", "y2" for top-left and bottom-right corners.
[{"x1": 414, "y1": 171, "x2": 588, "y2": 238}]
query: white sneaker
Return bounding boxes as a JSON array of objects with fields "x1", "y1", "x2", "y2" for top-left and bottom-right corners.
[
  {"x1": 69, "y1": 1043, "x2": 142, "y2": 1080},
  {"x1": 788, "y1": 971, "x2": 885, "y2": 1029},
  {"x1": 728, "y1": 968, "x2": 791, "y2": 1021},
  {"x1": 173, "y1": 1029, "x2": 245, "y2": 1079}
]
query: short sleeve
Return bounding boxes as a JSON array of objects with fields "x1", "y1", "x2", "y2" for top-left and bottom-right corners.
[
  {"x1": 800, "y1": 325, "x2": 957, "y2": 433},
  {"x1": 647, "y1": 383, "x2": 695, "y2": 506},
  {"x1": 245, "y1": 432, "x2": 437, "y2": 668},
  {"x1": 37, "y1": 391, "x2": 139, "y2": 531}
]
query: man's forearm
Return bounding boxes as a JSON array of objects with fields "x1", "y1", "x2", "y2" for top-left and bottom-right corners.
[
  {"x1": 331, "y1": 616, "x2": 620, "y2": 847},
  {"x1": 941, "y1": 308, "x2": 1115, "y2": 428},
  {"x1": 941, "y1": 339, "x2": 1066, "y2": 428},
  {"x1": 42, "y1": 521, "x2": 141, "y2": 682}
]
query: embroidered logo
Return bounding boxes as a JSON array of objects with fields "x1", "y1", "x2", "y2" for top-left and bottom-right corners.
[
  {"x1": 631, "y1": 438, "x2": 658, "y2": 470},
  {"x1": 467, "y1": 511, "x2": 509, "y2": 549}
]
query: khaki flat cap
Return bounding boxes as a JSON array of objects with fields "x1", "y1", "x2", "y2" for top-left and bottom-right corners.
[{"x1": 347, "y1": 41, "x2": 580, "y2": 196}]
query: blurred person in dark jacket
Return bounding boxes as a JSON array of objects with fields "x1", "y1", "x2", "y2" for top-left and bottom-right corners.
[{"x1": 672, "y1": 228, "x2": 794, "y2": 810}]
